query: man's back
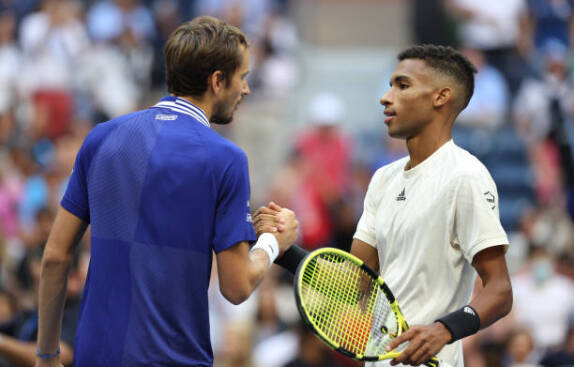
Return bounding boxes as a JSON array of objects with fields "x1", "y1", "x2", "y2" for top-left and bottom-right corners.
[{"x1": 63, "y1": 97, "x2": 256, "y2": 366}]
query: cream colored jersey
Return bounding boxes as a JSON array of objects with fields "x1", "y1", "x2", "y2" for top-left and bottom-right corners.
[{"x1": 354, "y1": 140, "x2": 508, "y2": 367}]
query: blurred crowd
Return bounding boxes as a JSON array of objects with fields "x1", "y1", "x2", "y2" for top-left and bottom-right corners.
[{"x1": 0, "y1": 0, "x2": 573, "y2": 366}]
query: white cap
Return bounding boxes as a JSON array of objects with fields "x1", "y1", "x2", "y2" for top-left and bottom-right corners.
[{"x1": 308, "y1": 93, "x2": 344, "y2": 125}]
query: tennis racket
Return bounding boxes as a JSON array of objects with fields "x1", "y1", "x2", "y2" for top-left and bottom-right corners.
[{"x1": 294, "y1": 247, "x2": 439, "y2": 366}]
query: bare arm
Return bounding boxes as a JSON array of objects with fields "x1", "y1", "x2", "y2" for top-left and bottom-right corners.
[
  {"x1": 350, "y1": 238, "x2": 379, "y2": 273},
  {"x1": 387, "y1": 245, "x2": 512, "y2": 366},
  {"x1": 36, "y1": 207, "x2": 87, "y2": 367},
  {"x1": 2, "y1": 335, "x2": 73, "y2": 367},
  {"x1": 469, "y1": 246, "x2": 513, "y2": 328},
  {"x1": 216, "y1": 209, "x2": 298, "y2": 304},
  {"x1": 215, "y1": 241, "x2": 271, "y2": 304}
]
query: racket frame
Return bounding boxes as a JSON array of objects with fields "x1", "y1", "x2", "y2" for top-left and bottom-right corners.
[{"x1": 294, "y1": 247, "x2": 407, "y2": 361}]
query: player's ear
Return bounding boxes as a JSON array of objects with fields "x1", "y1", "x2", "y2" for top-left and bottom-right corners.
[
  {"x1": 433, "y1": 87, "x2": 452, "y2": 108},
  {"x1": 208, "y1": 70, "x2": 225, "y2": 95}
]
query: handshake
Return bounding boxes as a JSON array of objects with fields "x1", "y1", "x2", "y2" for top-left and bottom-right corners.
[{"x1": 253, "y1": 202, "x2": 299, "y2": 258}]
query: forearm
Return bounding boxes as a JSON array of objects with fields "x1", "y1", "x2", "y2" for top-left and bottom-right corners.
[
  {"x1": 37, "y1": 256, "x2": 73, "y2": 355},
  {"x1": 218, "y1": 235, "x2": 278, "y2": 305},
  {"x1": 245, "y1": 248, "x2": 271, "y2": 290},
  {"x1": 0, "y1": 334, "x2": 74, "y2": 367},
  {"x1": 469, "y1": 276, "x2": 513, "y2": 328}
]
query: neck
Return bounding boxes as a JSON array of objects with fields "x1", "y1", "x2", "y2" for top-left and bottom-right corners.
[
  {"x1": 176, "y1": 95, "x2": 213, "y2": 120},
  {"x1": 405, "y1": 116, "x2": 453, "y2": 170}
]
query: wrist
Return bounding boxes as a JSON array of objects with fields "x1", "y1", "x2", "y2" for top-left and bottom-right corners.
[
  {"x1": 35, "y1": 347, "x2": 61, "y2": 359},
  {"x1": 435, "y1": 305, "x2": 481, "y2": 343},
  {"x1": 250, "y1": 233, "x2": 279, "y2": 267},
  {"x1": 433, "y1": 321, "x2": 454, "y2": 344}
]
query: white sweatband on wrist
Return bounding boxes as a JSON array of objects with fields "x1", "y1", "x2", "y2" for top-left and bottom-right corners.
[{"x1": 250, "y1": 233, "x2": 279, "y2": 267}]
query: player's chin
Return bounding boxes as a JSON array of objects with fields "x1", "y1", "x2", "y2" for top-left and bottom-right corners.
[
  {"x1": 211, "y1": 113, "x2": 234, "y2": 125},
  {"x1": 386, "y1": 128, "x2": 406, "y2": 139}
]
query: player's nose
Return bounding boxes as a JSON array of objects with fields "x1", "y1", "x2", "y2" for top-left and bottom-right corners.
[{"x1": 380, "y1": 90, "x2": 392, "y2": 106}]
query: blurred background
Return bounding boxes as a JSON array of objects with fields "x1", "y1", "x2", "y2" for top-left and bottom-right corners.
[{"x1": 0, "y1": 0, "x2": 573, "y2": 366}]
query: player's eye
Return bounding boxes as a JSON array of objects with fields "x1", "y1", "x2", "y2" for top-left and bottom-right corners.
[{"x1": 399, "y1": 83, "x2": 409, "y2": 90}]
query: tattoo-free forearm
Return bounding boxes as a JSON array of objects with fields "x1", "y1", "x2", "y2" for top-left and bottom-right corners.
[{"x1": 37, "y1": 254, "x2": 73, "y2": 356}]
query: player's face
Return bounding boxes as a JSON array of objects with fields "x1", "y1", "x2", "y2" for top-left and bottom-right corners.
[
  {"x1": 379, "y1": 59, "x2": 436, "y2": 139},
  {"x1": 211, "y1": 46, "x2": 251, "y2": 125}
]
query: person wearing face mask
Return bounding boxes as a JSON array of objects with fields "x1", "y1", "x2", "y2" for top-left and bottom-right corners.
[{"x1": 512, "y1": 245, "x2": 574, "y2": 351}]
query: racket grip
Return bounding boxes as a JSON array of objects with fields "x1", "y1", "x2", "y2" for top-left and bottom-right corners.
[
  {"x1": 424, "y1": 356, "x2": 440, "y2": 367},
  {"x1": 274, "y1": 245, "x2": 308, "y2": 274}
]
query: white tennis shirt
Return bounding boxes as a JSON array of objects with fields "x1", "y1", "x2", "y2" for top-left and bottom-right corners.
[{"x1": 354, "y1": 140, "x2": 508, "y2": 367}]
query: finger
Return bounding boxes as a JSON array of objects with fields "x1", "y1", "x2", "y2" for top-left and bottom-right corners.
[
  {"x1": 254, "y1": 206, "x2": 279, "y2": 217},
  {"x1": 253, "y1": 214, "x2": 284, "y2": 227},
  {"x1": 268, "y1": 201, "x2": 283, "y2": 211},
  {"x1": 409, "y1": 344, "x2": 430, "y2": 366},
  {"x1": 253, "y1": 215, "x2": 285, "y2": 233},
  {"x1": 255, "y1": 225, "x2": 278, "y2": 233},
  {"x1": 387, "y1": 329, "x2": 413, "y2": 351},
  {"x1": 394, "y1": 336, "x2": 423, "y2": 365}
]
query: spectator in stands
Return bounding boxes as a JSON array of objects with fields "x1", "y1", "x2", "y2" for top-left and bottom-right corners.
[
  {"x1": 512, "y1": 245, "x2": 574, "y2": 350},
  {"x1": 519, "y1": 0, "x2": 574, "y2": 72},
  {"x1": 0, "y1": 8, "x2": 20, "y2": 143},
  {"x1": 282, "y1": 322, "x2": 345, "y2": 367},
  {"x1": 445, "y1": 0, "x2": 528, "y2": 95},
  {"x1": 504, "y1": 328, "x2": 541, "y2": 367},
  {"x1": 0, "y1": 247, "x2": 82, "y2": 367},
  {"x1": 456, "y1": 48, "x2": 510, "y2": 130},
  {"x1": 18, "y1": 0, "x2": 88, "y2": 140},
  {"x1": 540, "y1": 315, "x2": 574, "y2": 366},
  {"x1": 293, "y1": 93, "x2": 352, "y2": 249}
]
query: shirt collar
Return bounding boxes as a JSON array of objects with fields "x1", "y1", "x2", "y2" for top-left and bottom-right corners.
[{"x1": 152, "y1": 96, "x2": 210, "y2": 128}]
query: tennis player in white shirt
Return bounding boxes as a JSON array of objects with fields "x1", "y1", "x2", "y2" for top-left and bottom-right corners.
[{"x1": 255, "y1": 44, "x2": 512, "y2": 367}]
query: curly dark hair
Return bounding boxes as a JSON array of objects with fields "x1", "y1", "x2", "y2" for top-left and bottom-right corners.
[
  {"x1": 398, "y1": 44, "x2": 477, "y2": 111},
  {"x1": 164, "y1": 16, "x2": 248, "y2": 97}
]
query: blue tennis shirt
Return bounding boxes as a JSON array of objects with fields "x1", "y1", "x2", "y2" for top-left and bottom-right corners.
[{"x1": 61, "y1": 96, "x2": 257, "y2": 366}]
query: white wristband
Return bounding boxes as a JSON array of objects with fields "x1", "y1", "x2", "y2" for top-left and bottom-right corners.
[{"x1": 250, "y1": 233, "x2": 279, "y2": 267}]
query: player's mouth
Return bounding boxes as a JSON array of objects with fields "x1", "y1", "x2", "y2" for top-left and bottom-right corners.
[{"x1": 384, "y1": 110, "x2": 396, "y2": 125}]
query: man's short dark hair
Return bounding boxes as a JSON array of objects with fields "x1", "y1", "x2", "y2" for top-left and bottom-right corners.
[
  {"x1": 164, "y1": 16, "x2": 248, "y2": 97},
  {"x1": 398, "y1": 44, "x2": 477, "y2": 111}
]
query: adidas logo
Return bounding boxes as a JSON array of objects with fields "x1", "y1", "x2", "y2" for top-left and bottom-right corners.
[
  {"x1": 464, "y1": 306, "x2": 476, "y2": 316},
  {"x1": 396, "y1": 188, "x2": 406, "y2": 201}
]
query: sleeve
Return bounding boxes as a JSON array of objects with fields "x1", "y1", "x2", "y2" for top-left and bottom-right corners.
[
  {"x1": 60, "y1": 136, "x2": 93, "y2": 222},
  {"x1": 453, "y1": 172, "x2": 509, "y2": 263},
  {"x1": 353, "y1": 170, "x2": 383, "y2": 247},
  {"x1": 212, "y1": 149, "x2": 257, "y2": 253}
]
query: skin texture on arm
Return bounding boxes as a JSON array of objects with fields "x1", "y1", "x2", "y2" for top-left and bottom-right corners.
[
  {"x1": 2, "y1": 335, "x2": 73, "y2": 367},
  {"x1": 36, "y1": 207, "x2": 88, "y2": 367},
  {"x1": 386, "y1": 245, "x2": 512, "y2": 366},
  {"x1": 216, "y1": 208, "x2": 298, "y2": 304},
  {"x1": 350, "y1": 239, "x2": 379, "y2": 273}
]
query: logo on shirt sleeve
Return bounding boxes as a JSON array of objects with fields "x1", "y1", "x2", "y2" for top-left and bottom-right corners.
[
  {"x1": 246, "y1": 201, "x2": 253, "y2": 222},
  {"x1": 483, "y1": 191, "x2": 496, "y2": 210}
]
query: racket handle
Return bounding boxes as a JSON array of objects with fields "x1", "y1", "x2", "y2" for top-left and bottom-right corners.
[
  {"x1": 274, "y1": 244, "x2": 308, "y2": 274},
  {"x1": 424, "y1": 356, "x2": 440, "y2": 367}
]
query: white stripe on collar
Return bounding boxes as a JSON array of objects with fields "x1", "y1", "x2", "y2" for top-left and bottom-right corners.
[{"x1": 153, "y1": 98, "x2": 210, "y2": 127}]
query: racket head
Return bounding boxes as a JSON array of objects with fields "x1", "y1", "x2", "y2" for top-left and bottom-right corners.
[{"x1": 294, "y1": 247, "x2": 408, "y2": 361}]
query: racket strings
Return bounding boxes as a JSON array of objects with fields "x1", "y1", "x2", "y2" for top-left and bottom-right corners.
[{"x1": 300, "y1": 253, "x2": 395, "y2": 356}]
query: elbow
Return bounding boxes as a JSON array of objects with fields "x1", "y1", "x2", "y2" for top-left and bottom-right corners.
[
  {"x1": 500, "y1": 281, "x2": 513, "y2": 317},
  {"x1": 41, "y1": 250, "x2": 72, "y2": 272},
  {"x1": 220, "y1": 284, "x2": 252, "y2": 305}
]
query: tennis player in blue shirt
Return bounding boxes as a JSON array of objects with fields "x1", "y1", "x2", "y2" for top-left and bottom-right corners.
[{"x1": 34, "y1": 16, "x2": 298, "y2": 367}]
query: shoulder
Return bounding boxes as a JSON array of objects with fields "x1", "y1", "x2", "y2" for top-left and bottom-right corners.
[
  {"x1": 444, "y1": 142, "x2": 494, "y2": 185},
  {"x1": 79, "y1": 110, "x2": 145, "y2": 157},
  {"x1": 207, "y1": 131, "x2": 247, "y2": 160}
]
